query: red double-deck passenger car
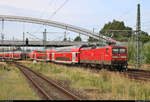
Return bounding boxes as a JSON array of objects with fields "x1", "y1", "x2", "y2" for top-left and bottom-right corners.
[{"x1": 53, "y1": 47, "x2": 80, "y2": 64}]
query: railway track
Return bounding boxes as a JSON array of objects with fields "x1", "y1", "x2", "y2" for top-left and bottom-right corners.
[
  {"x1": 91, "y1": 67, "x2": 150, "y2": 82},
  {"x1": 12, "y1": 62, "x2": 81, "y2": 100},
  {"x1": 54, "y1": 62, "x2": 150, "y2": 82},
  {"x1": 121, "y1": 69, "x2": 150, "y2": 82},
  {"x1": 83, "y1": 65, "x2": 150, "y2": 82}
]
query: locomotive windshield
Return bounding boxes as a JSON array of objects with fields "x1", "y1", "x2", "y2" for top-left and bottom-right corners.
[
  {"x1": 112, "y1": 48, "x2": 126, "y2": 54},
  {"x1": 120, "y1": 48, "x2": 126, "y2": 54},
  {"x1": 112, "y1": 48, "x2": 118, "y2": 54}
]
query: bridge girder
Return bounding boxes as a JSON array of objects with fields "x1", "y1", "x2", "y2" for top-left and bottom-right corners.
[{"x1": 0, "y1": 15, "x2": 119, "y2": 45}]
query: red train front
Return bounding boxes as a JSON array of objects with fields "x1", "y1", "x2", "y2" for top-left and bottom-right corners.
[
  {"x1": 111, "y1": 46, "x2": 127, "y2": 69},
  {"x1": 80, "y1": 45, "x2": 128, "y2": 70}
]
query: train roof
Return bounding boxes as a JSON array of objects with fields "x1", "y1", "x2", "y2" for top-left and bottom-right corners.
[
  {"x1": 54, "y1": 46, "x2": 81, "y2": 52},
  {"x1": 53, "y1": 44, "x2": 126, "y2": 51}
]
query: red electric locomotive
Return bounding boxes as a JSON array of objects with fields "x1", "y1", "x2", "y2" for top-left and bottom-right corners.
[{"x1": 80, "y1": 45, "x2": 127, "y2": 70}]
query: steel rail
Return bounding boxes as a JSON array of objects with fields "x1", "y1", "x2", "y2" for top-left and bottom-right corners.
[
  {"x1": 15, "y1": 63, "x2": 53, "y2": 100},
  {"x1": 13, "y1": 62, "x2": 81, "y2": 100}
]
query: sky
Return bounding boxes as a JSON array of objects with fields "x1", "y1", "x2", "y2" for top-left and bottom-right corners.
[{"x1": 0, "y1": 0, "x2": 149, "y2": 41}]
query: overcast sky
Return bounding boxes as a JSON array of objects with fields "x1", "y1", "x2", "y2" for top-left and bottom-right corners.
[{"x1": 0, "y1": 0, "x2": 149, "y2": 41}]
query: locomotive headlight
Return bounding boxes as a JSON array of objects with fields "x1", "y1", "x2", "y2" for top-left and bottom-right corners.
[{"x1": 112, "y1": 56, "x2": 118, "y2": 58}]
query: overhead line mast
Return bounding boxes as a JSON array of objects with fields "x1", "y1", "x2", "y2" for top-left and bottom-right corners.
[
  {"x1": 135, "y1": 4, "x2": 141, "y2": 68},
  {"x1": 1, "y1": 19, "x2": 4, "y2": 43}
]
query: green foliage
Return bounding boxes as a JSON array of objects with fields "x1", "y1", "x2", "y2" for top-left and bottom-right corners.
[
  {"x1": 99, "y1": 19, "x2": 150, "y2": 43},
  {"x1": 63, "y1": 38, "x2": 67, "y2": 41},
  {"x1": 141, "y1": 31, "x2": 150, "y2": 43},
  {"x1": 127, "y1": 35, "x2": 148, "y2": 63},
  {"x1": 143, "y1": 42, "x2": 150, "y2": 64},
  {"x1": 127, "y1": 37, "x2": 135, "y2": 62},
  {"x1": 0, "y1": 64, "x2": 39, "y2": 100},
  {"x1": 100, "y1": 20, "x2": 133, "y2": 42},
  {"x1": 74, "y1": 36, "x2": 82, "y2": 42},
  {"x1": 88, "y1": 37, "x2": 99, "y2": 42}
]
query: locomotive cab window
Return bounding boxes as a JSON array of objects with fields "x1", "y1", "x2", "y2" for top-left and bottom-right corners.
[
  {"x1": 106, "y1": 48, "x2": 109, "y2": 54},
  {"x1": 76, "y1": 53, "x2": 78, "y2": 57},
  {"x1": 112, "y1": 48, "x2": 119, "y2": 54},
  {"x1": 120, "y1": 48, "x2": 126, "y2": 54}
]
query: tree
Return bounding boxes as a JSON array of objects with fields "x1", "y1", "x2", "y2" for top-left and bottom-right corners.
[
  {"x1": 88, "y1": 37, "x2": 99, "y2": 42},
  {"x1": 140, "y1": 31, "x2": 150, "y2": 43},
  {"x1": 63, "y1": 38, "x2": 67, "y2": 41},
  {"x1": 74, "y1": 36, "x2": 82, "y2": 42},
  {"x1": 141, "y1": 35, "x2": 150, "y2": 43},
  {"x1": 127, "y1": 37, "x2": 135, "y2": 62},
  {"x1": 99, "y1": 19, "x2": 150, "y2": 43},
  {"x1": 143, "y1": 41, "x2": 150, "y2": 63},
  {"x1": 100, "y1": 20, "x2": 133, "y2": 41}
]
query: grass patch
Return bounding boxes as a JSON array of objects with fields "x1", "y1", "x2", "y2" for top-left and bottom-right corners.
[
  {"x1": 0, "y1": 63, "x2": 39, "y2": 100},
  {"x1": 128, "y1": 63, "x2": 150, "y2": 71},
  {"x1": 20, "y1": 61, "x2": 150, "y2": 100}
]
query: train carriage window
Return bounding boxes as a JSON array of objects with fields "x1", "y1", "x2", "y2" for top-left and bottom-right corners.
[{"x1": 106, "y1": 48, "x2": 109, "y2": 54}]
